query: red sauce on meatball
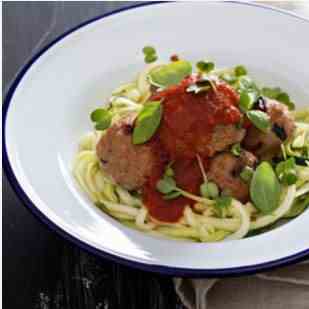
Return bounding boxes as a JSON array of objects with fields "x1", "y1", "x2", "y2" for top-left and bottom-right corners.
[{"x1": 142, "y1": 77, "x2": 241, "y2": 222}]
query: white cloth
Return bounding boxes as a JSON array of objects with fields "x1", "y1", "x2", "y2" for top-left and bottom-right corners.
[{"x1": 174, "y1": 262, "x2": 309, "y2": 309}]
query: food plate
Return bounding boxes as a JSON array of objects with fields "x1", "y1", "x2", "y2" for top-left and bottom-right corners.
[{"x1": 3, "y1": 2, "x2": 309, "y2": 276}]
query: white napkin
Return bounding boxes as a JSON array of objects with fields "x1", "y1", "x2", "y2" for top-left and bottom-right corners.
[{"x1": 174, "y1": 262, "x2": 309, "y2": 309}]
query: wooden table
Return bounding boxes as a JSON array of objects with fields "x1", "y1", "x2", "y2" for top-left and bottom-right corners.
[{"x1": 3, "y1": 3, "x2": 181, "y2": 308}]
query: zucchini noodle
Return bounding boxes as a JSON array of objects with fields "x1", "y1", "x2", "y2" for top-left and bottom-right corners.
[
  {"x1": 73, "y1": 63, "x2": 309, "y2": 242},
  {"x1": 295, "y1": 183, "x2": 309, "y2": 198},
  {"x1": 225, "y1": 200, "x2": 250, "y2": 240}
]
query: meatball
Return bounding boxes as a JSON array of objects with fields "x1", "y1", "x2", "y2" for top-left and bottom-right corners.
[
  {"x1": 239, "y1": 150, "x2": 258, "y2": 169},
  {"x1": 207, "y1": 125, "x2": 246, "y2": 157},
  {"x1": 243, "y1": 99, "x2": 295, "y2": 159},
  {"x1": 267, "y1": 99, "x2": 295, "y2": 137},
  {"x1": 96, "y1": 114, "x2": 156, "y2": 190},
  {"x1": 207, "y1": 151, "x2": 257, "y2": 202}
]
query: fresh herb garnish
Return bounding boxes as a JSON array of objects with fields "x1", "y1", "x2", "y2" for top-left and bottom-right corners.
[
  {"x1": 237, "y1": 76, "x2": 260, "y2": 95},
  {"x1": 277, "y1": 92, "x2": 295, "y2": 110},
  {"x1": 215, "y1": 196, "x2": 232, "y2": 209},
  {"x1": 148, "y1": 60, "x2": 192, "y2": 88},
  {"x1": 239, "y1": 91, "x2": 256, "y2": 112},
  {"x1": 156, "y1": 176, "x2": 177, "y2": 194},
  {"x1": 261, "y1": 87, "x2": 295, "y2": 110},
  {"x1": 261, "y1": 87, "x2": 281, "y2": 99},
  {"x1": 231, "y1": 143, "x2": 242, "y2": 157},
  {"x1": 163, "y1": 191, "x2": 182, "y2": 200},
  {"x1": 156, "y1": 161, "x2": 215, "y2": 201},
  {"x1": 234, "y1": 65, "x2": 247, "y2": 77},
  {"x1": 142, "y1": 46, "x2": 156, "y2": 55},
  {"x1": 164, "y1": 162, "x2": 175, "y2": 177},
  {"x1": 196, "y1": 61, "x2": 215, "y2": 73},
  {"x1": 240, "y1": 166, "x2": 254, "y2": 183},
  {"x1": 145, "y1": 54, "x2": 158, "y2": 63},
  {"x1": 246, "y1": 110, "x2": 271, "y2": 133},
  {"x1": 200, "y1": 182, "x2": 219, "y2": 199},
  {"x1": 250, "y1": 162, "x2": 281, "y2": 214},
  {"x1": 132, "y1": 101, "x2": 162, "y2": 144},
  {"x1": 156, "y1": 174, "x2": 181, "y2": 200},
  {"x1": 90, "y1": 108, "x2": 112, "y2": 131},
  {"x1": 142, "y1": 46, "x2": 158, "y2": 64},
  {"x1": 275, "y1": 157, "x2": 298, "y2": 185}
]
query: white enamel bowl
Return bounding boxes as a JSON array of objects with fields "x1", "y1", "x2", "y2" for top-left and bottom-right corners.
[{"x1": 3, "y1": 2, "x2": 309, "y2": 276}]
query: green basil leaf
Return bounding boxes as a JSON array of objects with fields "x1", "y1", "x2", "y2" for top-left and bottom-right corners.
[
  {"x1": 95, "y1": 120, "x2": 112, "y2": 131},
  {"x1": 250, "y1": 162, "x2": 281, "y2": 214},
  {"x1": 275, "y1": 158, "x2": 298, "y2": 185},
  {"x1": 246, "y1": 110, "x2": 271, "y2": 133},
  {"x1": 234, "y1": 65, "x2": 247, "y2": 77},
  {"x1": 237, "y1": 76, "x2": 259, "y2": 93},
  {"x1": 200, "y1": 182, "x2": 219, "y2": 199},
  {"x1": 196, "y1": 61, "x2": 215, "y2": 73},
  {"x1": 142, "y1": 46, "x2": 156, "y2": 55},
  {"x1": 163, "y1": 191, "x2": 182, "y2": 200},
  {"x1": 145, "y1": 54, "x2": 158, "y2": 64},
  {"x1": 149, "y1": 60, "x2": 192, "y2": 88},
  {"x1": 91, "y1": 109, "x2": 112, "y2": 130},
  {"x1": 261, "y1": 87, "x2": 295, "y2": 111},
  {"x1": 276, "y1": 92, "x2": 295, "y2": 110},
  {"x1": 276, "y1": 158, "x2": 295, "y2": 177},
  {"x1": 133, "y1": 101, "x2": 162, "y2": 144},
  {"x1": 156, "y1": 177, "x2": 177, "y2": 194},
  {"x1": 261, "y1": 87, "x2": 282, "y2": 99},
  {"x1": 239, "y1": 91, "x2": 256, "y2": 112},
  {"x1": 90, "y1": 108, "x2": 111, "y2": 123},
  {"x1": 282, "y1": 171, "x2": 298, "y2": 185}
]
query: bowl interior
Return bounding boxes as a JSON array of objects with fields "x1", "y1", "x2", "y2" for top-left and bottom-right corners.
[{"x1": 4, "y1": 2, "x2": 309, "y2": 273}]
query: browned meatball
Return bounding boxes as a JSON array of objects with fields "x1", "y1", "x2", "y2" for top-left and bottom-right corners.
[
  {"x1": 207, "y1": 151, "x2": 257, "y2": 202},
  {"x1": 96, "y1": 114, "x2": 156, "y2": 190},
  {"x1": 239, "y1": 150, "x2": 258, "y2": 169},
  {"x1": 243, "y1": 99, "x2": 295, "y2": 159},
  {"x1": 268, "y1": 99, "x2": 295, "y2": 137},
  {"x1": 207, "y1": 125, "x2": 246, "y2": 157}
]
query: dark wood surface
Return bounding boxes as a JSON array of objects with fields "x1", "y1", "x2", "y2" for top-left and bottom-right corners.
[{"x1": 3, "y1": 3, "x2": 181, "y2": 308}]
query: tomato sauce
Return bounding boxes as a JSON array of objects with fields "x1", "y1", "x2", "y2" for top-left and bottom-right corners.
[{"x1": 142, "y1": 77, "x2": 241, "y2": 222}]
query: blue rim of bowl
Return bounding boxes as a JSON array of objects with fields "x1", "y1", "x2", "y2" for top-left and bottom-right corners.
[{"x1": 3, "y1": 1, "x2": 309, "y2": 277}]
